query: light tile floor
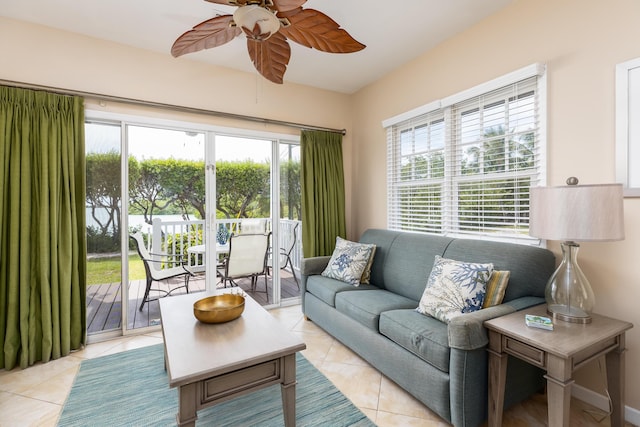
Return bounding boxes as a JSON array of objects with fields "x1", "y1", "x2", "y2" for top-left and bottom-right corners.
[{"x1": 0, "y1": 305, "x2": 631, "y2": 427}]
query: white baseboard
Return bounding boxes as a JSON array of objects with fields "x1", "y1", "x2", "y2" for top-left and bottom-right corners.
[{"x1": 573, "y1": 384, "x2": 640, "y2": 426}]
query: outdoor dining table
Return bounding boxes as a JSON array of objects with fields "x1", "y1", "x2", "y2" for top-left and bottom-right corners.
[
  {"x1": 186, "y1": 243, "x2": 230, "y2": 273},
  {"x1": 187, "y1": 243, "x2": 229, "y2": 256}
]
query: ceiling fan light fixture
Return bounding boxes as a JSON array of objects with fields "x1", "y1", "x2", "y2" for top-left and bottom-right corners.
[
  {"x1": 174, "y1": 0, "x2": 365, "y2": 84},
  {"x1": 233, "y1": 5, "x2": 281, "y2": 41}
]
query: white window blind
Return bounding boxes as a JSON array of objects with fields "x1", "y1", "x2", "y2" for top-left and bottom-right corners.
[{"x1": 386, "y1": 66, "x2": 545, "y2": 244}]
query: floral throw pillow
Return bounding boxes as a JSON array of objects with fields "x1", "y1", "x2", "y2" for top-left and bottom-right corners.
[
  {"x1": 417, "y1": 256, "x2": 493, "y2": 323},
  {"x1": 321, "y1": 237, "x2": 376, "y2": 286}
]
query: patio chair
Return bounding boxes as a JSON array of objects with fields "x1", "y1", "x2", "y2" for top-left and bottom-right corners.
[
  {"x1": 266, "y1": 222, "x2": 299, "y2": 289},
  {"x1": 240, "y1": 219, "x2": 266, "y2": 234},
  {"x1": 217, "y1": 233, "x2": 270, "y2": 301},
  {"x1": 130, "y1": 232, "x2": 194, "y2": 311}
]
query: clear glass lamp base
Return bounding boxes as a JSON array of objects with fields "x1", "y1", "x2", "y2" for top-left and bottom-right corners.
[
  {"x1": 545, "y1": 241, "x2": 594, "y2": 324},
  {"x1": 547, "y1": 304, "x2": 592, "y2": 324}
]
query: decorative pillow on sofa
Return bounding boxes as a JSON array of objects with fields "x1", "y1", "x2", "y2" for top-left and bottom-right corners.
[
  {"x1": 321, "y1": 237, "x2": 376, "y2": 286},
  {"x1": 359, "y1": 246, "x2": 377, "y2": 284},
  {"x1": 417, "y1": 256, "x2": 493, "y2": 323},
  {"x1": 482, "y1": 270, "x2": 510, "y2": 308}
]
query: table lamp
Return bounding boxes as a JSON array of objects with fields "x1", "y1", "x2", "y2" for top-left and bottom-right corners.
[{"x1": 529, "y1": 177, "x2": 625, "y2": 323}]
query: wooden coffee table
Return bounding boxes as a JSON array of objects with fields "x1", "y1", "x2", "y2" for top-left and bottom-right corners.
[{"x1": 159, "y1": 291, "x2": 306, "y2": 427}]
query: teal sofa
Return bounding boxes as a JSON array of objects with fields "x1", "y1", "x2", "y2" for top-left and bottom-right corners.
[{"x1": 300, "y1": 229, "x2": 556, "y2": 427}]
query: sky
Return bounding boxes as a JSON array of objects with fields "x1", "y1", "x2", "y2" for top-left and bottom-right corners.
[{"x1": 85, "y1": 123, "x2": 299, "y2": 162}]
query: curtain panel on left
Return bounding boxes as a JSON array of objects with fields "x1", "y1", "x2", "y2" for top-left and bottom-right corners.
[
  {"x1": 0, "y1": 86, "x2": 87, "y2": 370},
  {"x1": 300, "y1": 130, "x2": 346, "y2": 258}
]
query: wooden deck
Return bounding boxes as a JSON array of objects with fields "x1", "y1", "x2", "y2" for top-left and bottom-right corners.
[{"x1": 86, "y1": 269, "x2": 301, "y2": 334}]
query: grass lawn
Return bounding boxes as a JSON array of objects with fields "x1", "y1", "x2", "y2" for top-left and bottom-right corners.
[{"x1": 87, "y1": 254, "x2": 146, "y2": 286}]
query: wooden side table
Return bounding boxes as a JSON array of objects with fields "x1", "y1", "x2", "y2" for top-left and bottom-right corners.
[{"x1": 484, "y1": 304, "x2": 633, "y2": 427}]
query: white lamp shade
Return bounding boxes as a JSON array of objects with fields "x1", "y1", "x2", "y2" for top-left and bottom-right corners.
[
  {"x1": 529, "y1": 183, "x2": 625, "y2": 242},
  {"x1": 234, "y1": 5, "x2": 281, "y2": 40}
]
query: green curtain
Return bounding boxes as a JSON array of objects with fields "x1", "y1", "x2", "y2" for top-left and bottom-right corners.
[
  {"x1": 0, "y1": 86, "x2": 86, "y2": 370},
  {"x1": 300, "y1": 130, "x2": 346, "y2": 258}
]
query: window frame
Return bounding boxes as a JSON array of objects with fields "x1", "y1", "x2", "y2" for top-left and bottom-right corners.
[{"x1": 384, "y1": 64, "x2": 547, "y2": 244}]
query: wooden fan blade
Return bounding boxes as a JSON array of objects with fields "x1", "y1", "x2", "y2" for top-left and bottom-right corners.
[
  {"x1": 270, "y1": 0, "x2": 306, "y2": 12},
  {"x1": 204, "y1": 0, "x2": 247, "y2": 5},
  {"x1": 279, "y1": 9, "x2": 365, "y2": 53},
  {"x1": 246, "y1": 32, "x2": 291, "y2": 84},
  {"x1": 171, "y1": 15, "x2": 241, "y2": 57}
]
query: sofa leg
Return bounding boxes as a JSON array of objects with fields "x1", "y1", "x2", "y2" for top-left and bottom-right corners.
[{"x1": 304, "y1": 315, "x2": 311, "y2": 321}]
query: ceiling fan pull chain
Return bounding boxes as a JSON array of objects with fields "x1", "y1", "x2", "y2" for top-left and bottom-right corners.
[
  {"x1": 255, "y1": 43, "x2": 263, "y2": 104},
  {"x1": 255, "y1": 54, "x2": 260, "y2": 104}
]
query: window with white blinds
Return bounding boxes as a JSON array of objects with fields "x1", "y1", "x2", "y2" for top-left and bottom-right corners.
[{"x1": 385, "y1": 65, "x2": 546, "y2": 244}]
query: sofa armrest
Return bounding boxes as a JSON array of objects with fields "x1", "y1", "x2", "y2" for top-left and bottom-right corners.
[
  {"x1": 447, "y1": 297, "x2": 545, "y2": 350},
  {"x1": 300, "y1": 256, "x2": 331, "y2": 296},
  {"x1": 301, "y1": 256, "x2": 331, "y2": 277}
]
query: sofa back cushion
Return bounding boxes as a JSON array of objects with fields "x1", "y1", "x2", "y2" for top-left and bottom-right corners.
[
  {"x1": 359, "y1": 229, "x2": 453, "y2": 301},
  {"x1": 442, "y1": 239, "x2": 556, "y2": 302},
  {"x1": 359, "y1": 229, "x2": 556, "y2": 304}
]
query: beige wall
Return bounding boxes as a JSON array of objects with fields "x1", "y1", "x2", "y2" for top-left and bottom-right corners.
[
  {"x1": 351, "y1": 0, "x2": 640, "y2": 413},
  {"x1": 3, "y1": 0, "x2": 640, "y2": 416}
]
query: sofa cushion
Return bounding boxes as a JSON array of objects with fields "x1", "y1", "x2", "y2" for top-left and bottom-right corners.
[
  {"x1": 417, "y1": 256, "x2": 493, "y2": 323},
  {"x1": 442, "y1": 238, "x2": 556, "y2": 302},
  {"x1": 379, "y1": 309, "x2": 450, "y2": 373},
  {"x1": 335, "y1": 290, "x2": 417, "y2": 331},
  {"x1": 482, "y1": 270, "x2": 511, "y2": 308},
  {"x1": 360, "y1": 245, "x2": 377, "y2": 284},
  {"x1": 322, "y1": 237, "x2": 376, "y2": 286},
  {"x1": 380, "y1": 233, "x2": 454, "y2": 301},
  {"x1": 307, "y1": 275, "x2": 379, "y2": 307}
]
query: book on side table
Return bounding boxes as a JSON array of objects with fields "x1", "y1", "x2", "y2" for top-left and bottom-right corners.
[{"x1": 525, "y1": 313, "x2": 553, "y2": 330}]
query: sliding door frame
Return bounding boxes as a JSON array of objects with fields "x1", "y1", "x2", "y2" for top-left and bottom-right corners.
[{"x1": 85, "y1": 109, "x2": 300, "y2": 339}]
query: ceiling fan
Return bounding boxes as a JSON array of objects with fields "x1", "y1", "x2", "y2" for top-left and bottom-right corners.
[{"x1": 171, "y1": 0, "x2": 366, "y2": 84}]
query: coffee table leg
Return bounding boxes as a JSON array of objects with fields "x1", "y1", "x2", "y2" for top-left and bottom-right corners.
[
  {"x1": 281, "y1": 354, "x2": 297, "y2": 427},
  {"x1": 177, "y1": 382, "x2": 198, "y2": 427}
]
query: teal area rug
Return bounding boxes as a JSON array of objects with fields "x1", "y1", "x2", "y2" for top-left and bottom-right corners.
[{"x1": 58, "y1": 344, "x2": 375, "y2": 426}]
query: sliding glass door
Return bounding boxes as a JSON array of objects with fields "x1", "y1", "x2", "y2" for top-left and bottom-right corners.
[
  {"x1": 85, "y1": 120, "x2": 206, "y2": 337},
  {"x1": 85, "y1": 112, "x2": 300, "y2": 340},
  {"x1": 211, "y1": 135, "x2": 301, "y2": 305},
  {"x1": 277, "y1": 140, "x2": 302, "y2": 301},
  {"x1": 85, "y1": 121, "x2": 124, "y2": 336},
  {"x1": 126, "y1": 125, "x2": 206, "y2": 330}
]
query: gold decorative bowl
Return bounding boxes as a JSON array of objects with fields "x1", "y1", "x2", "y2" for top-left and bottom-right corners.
[{"x1": 193, "y1": 294, "x2": 245, "y2": 324}]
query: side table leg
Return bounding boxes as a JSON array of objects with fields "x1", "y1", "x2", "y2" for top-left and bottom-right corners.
[
  {"x1": 606, "y1": 334, "x2": 626, "y2": 427},
  {"x1": 487, "y1": 348, "x2": 508, "y2": 427},
  {"x1": 177, "y1": 382, "x2": 198, "y2": 427},
  {"x1": 544, "y1": 375, "x2": 573, "y2": 427},
  {"x1": 545, "y1": 354, "x2": 573, "y2": 427},
  {"x1": 281, "y1": 354, "x2": 297, "y2": 427}
]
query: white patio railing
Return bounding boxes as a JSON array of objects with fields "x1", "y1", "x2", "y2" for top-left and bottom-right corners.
[{"x1": 142, "y1": 217, "x2": 302, "y2": 273}]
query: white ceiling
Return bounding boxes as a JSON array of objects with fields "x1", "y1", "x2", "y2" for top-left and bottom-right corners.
[{"x1": 0, "y1": 0, "x2": 515, "y2": 94}]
